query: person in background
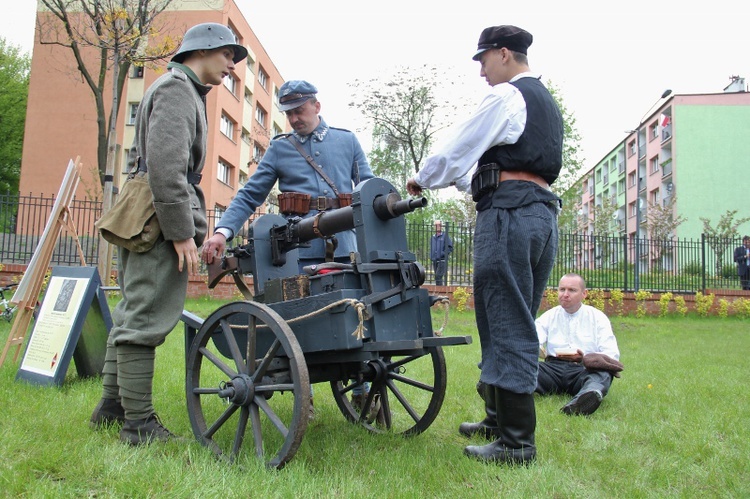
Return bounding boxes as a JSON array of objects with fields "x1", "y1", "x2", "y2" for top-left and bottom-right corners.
[
  {"x1": 90, "y1": 23, "x2": 248, "y2": 444},
  {"x1": 733, "y1": 235, "x2": 750, "y2": 290},
  {"x1": 406, "y1": 24, "x2": 563, "y2": 465},
  {"x1": 535, "y1": 273, "x2": 623, "y2": 416},
  {"x1": 430, "y1": 220, "x2": 453, "y2": 286}
]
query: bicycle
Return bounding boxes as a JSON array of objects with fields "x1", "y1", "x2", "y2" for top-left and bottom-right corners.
[{"x1": 1, "y1": 283, "x2": 19, "y2": 322}]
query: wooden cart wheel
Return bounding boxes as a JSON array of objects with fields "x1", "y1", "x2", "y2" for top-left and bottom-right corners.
[
  {"x1": 330, "y1": 346, "x2": 447, "y2": 435},
  {"x1": 186, "y1": 301, "x2": 309, "y2": 469}
]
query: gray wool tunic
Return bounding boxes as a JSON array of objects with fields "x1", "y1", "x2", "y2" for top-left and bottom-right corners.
[{"x1": 111, "y1": 64, "x2": 211, "y2": 347}]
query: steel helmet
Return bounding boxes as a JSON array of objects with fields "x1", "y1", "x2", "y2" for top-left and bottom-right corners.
[{"x1": 171, "y1": 23, "x2": 248, "y2": 64}]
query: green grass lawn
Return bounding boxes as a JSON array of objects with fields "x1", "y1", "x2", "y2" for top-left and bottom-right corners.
[{"x1": 1, "y1": 298, "x2": 748, "y2": 497}]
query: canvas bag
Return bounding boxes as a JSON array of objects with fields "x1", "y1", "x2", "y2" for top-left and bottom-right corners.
[{"x1": 94, "y1": 173, "x2": 161, "y2": 253}]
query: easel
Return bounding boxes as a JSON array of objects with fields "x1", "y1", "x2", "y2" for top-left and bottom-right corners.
[{"x1": 0, "y1": 158, "x2": 85, "y2": 367}]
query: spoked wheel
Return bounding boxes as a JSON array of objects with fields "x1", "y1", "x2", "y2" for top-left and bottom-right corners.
[
  {"x1": 331, "y1": 346, "x2": 447, "y2": 435},
  {"x1": 186, "y1": 301, "x2": 309, "y2": 469}
]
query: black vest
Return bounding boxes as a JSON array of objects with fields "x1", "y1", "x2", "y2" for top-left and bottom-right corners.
[{"x1": 478, "y1": 77, "x2": 563, "y2": 185}]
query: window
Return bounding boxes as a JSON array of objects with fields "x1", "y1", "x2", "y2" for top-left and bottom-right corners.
[
  {"x1": 244, "y1": 88, "x2": 253, "y2": 104},
  {"x1": 213, "y1": 205, "x2": 226, "y2": 228},
  {"x1": 273, "y1": 123, "x2": 283, "y2": 137},
  {"x1": 127, "y1": 102, "x2": 139, "y2": 125},
  {"x1": 241, "y1": 128, "x2": 251, "y2": 145},
  {"x1": 649, "y1": 121, "x2": 658, "y2": 141},
  {"x1": 130, "y1": 65, "x2": 144, "y2": 78},
  {"x1": 238, "y1": 171, "x2": 248, "y2": 186},
  {"x1": 628, "y1": 140, "x2": 636, "y2": 157},
  {"x1": 629, "y1": 201, "x2": 637, "y2": 218},
  {"x1": 258, "y1": 66, "x2": 268, "y2": 90},
  {"x1": 223, "y1": 73, "x2": 237, "y2": 95},
  {"x1": 220, "y1": 113, "x2": 235, "y2": 140},
  {"x1": 628, "y1": 172, "x2": 636, "y2": 187},
  {"x1": 650, "y1": 188, "x2": 660, "y2": 206},
  {"x1": 246, "y1": 54, "x2": 255, "y2": 74},
  {"x1": 255, "y1": 104, "x2": 267, "y2": 129},
  {"x1": 253, "y1": 143, "x2": 265, "y2": 163},
  {"x1": 217, "y1": 159, "x2": 233, "y2": 185},
  {"x1": 650, "y1": 156, "x2": 659, "y2": 174}
]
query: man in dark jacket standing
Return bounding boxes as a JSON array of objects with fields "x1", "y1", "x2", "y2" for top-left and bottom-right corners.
[
  {"x1": 90, "y1": 23, "x2": 247, "y2": 445},
  {"x1": 430, "y1": 220, "x2": 453, "y2": 286},
  {"x1": 734, "y1": 235, "x2": 750, "y2": 290},
  {"x1": 407, "y1": 25, "x2": 563, "y2": 465}
]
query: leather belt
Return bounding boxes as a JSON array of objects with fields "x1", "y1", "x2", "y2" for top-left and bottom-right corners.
[
  {"x1": 500, "y1": 170, "x2": 549, "y2": 190},
  {"x1": 310, "y1": 197, "x2": 341, "y2": 211}
]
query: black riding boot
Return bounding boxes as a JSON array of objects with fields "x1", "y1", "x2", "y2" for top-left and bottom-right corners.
[
  {"x1": 458, "y1": 382, "x2": 500, "y2": 440},
  {"x1": 464, "y1": 387, "x2": 537, "y2": 466}
]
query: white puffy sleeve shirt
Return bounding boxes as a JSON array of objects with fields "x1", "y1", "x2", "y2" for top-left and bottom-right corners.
[
  {"x1": 535, "y1": 304, "x2": 620, "y2": 360},
  {"x1": 413, "y1": 73, "x2": 540, "y2": 192}
]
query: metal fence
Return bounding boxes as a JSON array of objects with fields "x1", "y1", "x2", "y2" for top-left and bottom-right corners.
[{"x1": 1, "y1": 192, "x2": 747, "y2": 293}]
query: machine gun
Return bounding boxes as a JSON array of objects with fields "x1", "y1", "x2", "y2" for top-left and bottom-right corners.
[{"x1": 185, "y1": 178, "x2": 471, "y2": 469}]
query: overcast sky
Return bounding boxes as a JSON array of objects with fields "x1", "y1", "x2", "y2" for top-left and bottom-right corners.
[{"x1": 4, "y1": 0, "x2": 749, "y2": 176}]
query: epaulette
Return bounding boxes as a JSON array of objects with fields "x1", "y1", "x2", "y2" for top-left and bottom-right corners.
[
  {"x1": 272, "y1": 133, "x2": 292, "y2": 140},
  {"x1": 329, "y1": 126, "x2": 353, "y2": 133}
]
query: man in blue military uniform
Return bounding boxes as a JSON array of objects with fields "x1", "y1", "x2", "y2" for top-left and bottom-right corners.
[
  {"x1": 202, "y1": 80, "x2": 373, "y2": 271},
  {"x1": 202, "y1": 80, "x2": 375, "y2": 413}
]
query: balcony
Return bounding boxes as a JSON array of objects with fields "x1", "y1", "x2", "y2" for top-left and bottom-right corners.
[
  {"x1": 662, "y1": 125, "x2": 672, "y2": 142},
  {"x1": 661, "y1": 159, "x2": 673, "y2": 178}
]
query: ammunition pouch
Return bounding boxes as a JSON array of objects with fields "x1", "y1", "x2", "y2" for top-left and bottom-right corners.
[{"x1": 471, "y1": 163, "x2": 501, "y2": 202}]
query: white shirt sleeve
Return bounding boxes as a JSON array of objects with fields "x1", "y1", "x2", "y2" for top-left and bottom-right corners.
[{"x1": 414, "y1": 81, "x2": 527, "y2": 191}]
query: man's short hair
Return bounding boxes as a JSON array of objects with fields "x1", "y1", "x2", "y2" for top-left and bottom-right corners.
[{"x1": 561, "y1": 272, "x2": 586, "y2": 290}]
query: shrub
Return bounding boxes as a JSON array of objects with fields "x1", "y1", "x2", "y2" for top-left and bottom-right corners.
[
  {"x1": 731, "y1": 298, "x2": 750, "y2": 319},
  {"x1": 721, "y1": 264, "x2": 737, "y2": 279},
  {"x1": 585, "y1": 288, "x2": 605, "y2": 311},
  {"x1": 453, "y1": 287, "x2": 471, "y2": 312},
  {"x1": 544, "y1": 287, "x2": 559, "y2": 308},
  {"x1": 658, "y1": 292, "x2": 673, "y2": 318},
  {"x1": 694, "y1": 292, "x2": 715, "y2": 317},
  {"x1": 634, "y1": 290, "x2": 652, "y2": 318},
  {"x1": 674, "y1": 295, "x2": 688, "y2": 316},
  {"x1": 717, "y1": 298, "x2": 730, "y2": 318},
  {"x1": 608, "y1": 288, "x2": 624, "y2": 316},
  {"x1": 681, "y1": 261, "x2": 702, "y2": 276}
]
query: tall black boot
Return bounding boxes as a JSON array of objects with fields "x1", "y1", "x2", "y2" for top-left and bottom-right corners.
[
  {"x1": 464, "y1": 387, "x2": 537, "y2": 466},
  {"x1": 458, "y1": 382, "x2": 500, "y2": 440}
]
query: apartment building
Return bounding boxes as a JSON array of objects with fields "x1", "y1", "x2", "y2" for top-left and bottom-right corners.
[
  {"x1": 575, "y1": 78, "x2": 750, "y2": 256},
  {"x1": 19, "y1": 0, "x2": 287, "y2": 225}
]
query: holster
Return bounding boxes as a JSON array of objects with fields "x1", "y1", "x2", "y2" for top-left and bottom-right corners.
[{"x1": 471, "y1": 163, "x2": 501, "y2": 202}]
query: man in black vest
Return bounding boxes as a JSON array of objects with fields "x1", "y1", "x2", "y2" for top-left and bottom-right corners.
[{"x1": 407, "y1": 25, "x2": 563, "y2": 465}]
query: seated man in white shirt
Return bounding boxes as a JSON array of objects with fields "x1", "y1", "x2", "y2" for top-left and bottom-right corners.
[{"x1": 535, "y1": 273, "x2": 622, "y2": 416}]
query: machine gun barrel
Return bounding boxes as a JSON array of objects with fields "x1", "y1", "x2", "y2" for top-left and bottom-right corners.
[{"x1": 293, "y1": 193, "x2": 427, "y2": 244}]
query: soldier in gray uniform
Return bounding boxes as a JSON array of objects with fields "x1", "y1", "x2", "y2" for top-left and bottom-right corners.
[
  {"x1": 90, "y1": 23, "x2": 248, "y2": 445},
  {"x1": 407, "y1": 25, "x2": 563, "y2": 465}
]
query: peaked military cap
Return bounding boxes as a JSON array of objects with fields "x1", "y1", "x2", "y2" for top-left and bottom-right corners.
[
  {"x1": 472, "y1": 25, "x2": 533, "y2": 60},
  {"x1": 278, "y1": 80, "x2": 318, "y2": 111}
]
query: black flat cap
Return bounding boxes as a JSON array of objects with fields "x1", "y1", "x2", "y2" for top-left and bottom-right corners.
[{"x1": 472, "y1": 25, "x2": 533, "y2": 61}]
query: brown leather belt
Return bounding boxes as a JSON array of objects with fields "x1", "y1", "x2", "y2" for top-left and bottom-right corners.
[
  {"x1": 309, "y1": 196, "x2": 341, "y2": 211},
  {"x1": 500, "y1": 170, "x2": 550, "y2": 191}
]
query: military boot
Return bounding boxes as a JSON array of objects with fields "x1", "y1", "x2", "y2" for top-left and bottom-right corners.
[{"x1": 459, "y1": 382, "x2": 500, "y2": 440}]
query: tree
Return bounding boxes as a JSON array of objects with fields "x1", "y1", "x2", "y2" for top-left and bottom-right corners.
[
  {"x1": 646, "y1": 195, "x2": 687, "y2": 270},
  {"x1": 0, "y1": 38, "x2": 30, "y2": 195},
  {"x1": 349, "y1": 65, "x2": 466, "y2": 194},
  {"x1": 38, "y1": 0, "x2": 178, "y2": 281},
  {"x1": 37, "y1": 0, "x2": 178, "y2": 188},
  {"x1": 548, "y1": 82, "x2": 585, "y2": 233},
  {"x1": 590, "y1": 195, "x2": 619, "y2": 267},
  {"x1": 700, "y1": 210, "x2": 750, "y2": 275}
]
